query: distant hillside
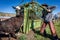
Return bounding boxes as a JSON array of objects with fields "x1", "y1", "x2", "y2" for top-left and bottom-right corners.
[
  {"x1": 57, "y1": 12, "x2": 60, "y2": 18},
  {"x1": 0, "y1": 12, "x2": 16, "y2": 17}
]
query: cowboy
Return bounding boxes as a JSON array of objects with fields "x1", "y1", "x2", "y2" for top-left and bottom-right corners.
[{"x1": 40, "y1": 4, "x2": 58, "y2": 40}]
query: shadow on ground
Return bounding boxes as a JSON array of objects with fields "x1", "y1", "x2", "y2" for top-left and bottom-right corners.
[
  {"x1": 32, "y1": 29, "x2": 60, "y2": 40},
  {"x1": 0, "y1": 34, "x2": 17, "y2": 40}
]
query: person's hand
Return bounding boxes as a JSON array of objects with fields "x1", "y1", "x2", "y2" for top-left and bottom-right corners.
[{"x1": 47, "y1": 9, "x2": 51, "y2": 13}]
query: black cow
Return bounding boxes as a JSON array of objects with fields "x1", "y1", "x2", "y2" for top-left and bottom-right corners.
[{"x1": 0, "y1": 6, "x2": 24, "y2": 39}]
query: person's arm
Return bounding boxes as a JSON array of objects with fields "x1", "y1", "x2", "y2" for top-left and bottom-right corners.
[{"x1": 40, "y1": 6, "x2": 51, "y2": 13}]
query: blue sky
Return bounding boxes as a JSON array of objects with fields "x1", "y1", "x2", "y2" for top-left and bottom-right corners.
[{"x1": 0, "y1": 0, "x2": 60, "y2": 14}]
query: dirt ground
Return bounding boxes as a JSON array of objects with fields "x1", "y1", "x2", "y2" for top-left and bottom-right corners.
[{"x1": 1, "y1": 37, "x2": 16, "y2": 40}]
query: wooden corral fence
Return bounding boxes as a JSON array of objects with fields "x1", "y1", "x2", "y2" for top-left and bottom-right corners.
[
  {"x1": 24, "y1": 8, "x2": 42, "y2": 34},
  {"x1": 23, "y1": 2, "x2": 43, "y2": 34}
]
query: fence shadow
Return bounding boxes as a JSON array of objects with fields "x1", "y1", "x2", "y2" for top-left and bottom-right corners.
[{"x1": 0, "y1": 34, "x2": 9, "y2": 40}]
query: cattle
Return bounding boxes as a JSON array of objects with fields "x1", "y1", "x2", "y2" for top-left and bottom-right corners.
[{"x1": 0, "y1": 6, "x2": 24, "y2": 39}]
